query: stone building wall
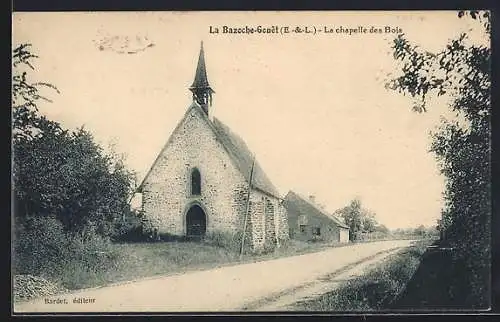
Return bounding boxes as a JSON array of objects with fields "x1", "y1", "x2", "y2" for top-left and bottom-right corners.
[
  {"x1": 141, "y1": 105, "x2": 249, "y2": 237},
  {"x1": 264, "y1": 198, "x2": 277, "y2": 250},
  {"x1": 276, "y1": 202, "x2": 290, "y2": 243},
  {"x1": 245, "y1": 190, "x2": 289, "y2": 252},
  {"x1": 141, "y1": 103, "x2": 290, "y2": 252}
]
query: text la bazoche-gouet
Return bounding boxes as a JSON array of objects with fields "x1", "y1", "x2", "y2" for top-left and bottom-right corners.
[{"x1": 209, "y1": 25, "x2": 403, "y2": 35}]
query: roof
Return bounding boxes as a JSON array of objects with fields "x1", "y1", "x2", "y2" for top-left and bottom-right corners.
[
  {"x1": 327, "y1": 214, "x2": 350, "y2": 229},
  {"x1": 211, "y1": 117, "x2": 281, "y2": 198},
  {"x1": 189, "y1": 41, "x2": 213, "y2": 92},
  {"x1": 137, "y1": 102, "x2": 281, "y2": 199},
  {"x1": 284, "y1": 191, "x2": 350, "y2": 229}
]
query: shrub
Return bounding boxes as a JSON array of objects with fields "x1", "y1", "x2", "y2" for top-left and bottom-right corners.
[
  {"x1": 13, "y1": 126, "x2": 136, "y2": 237},
  {"x1": 13, "y1": 216, "x2": 119, "y2": 290},
  {"x1": 13, "y1": 216, "x2": 69, "y2": 276},
  {"x1": 112, "y1": 209, "x2": 148, "y2": 242}
]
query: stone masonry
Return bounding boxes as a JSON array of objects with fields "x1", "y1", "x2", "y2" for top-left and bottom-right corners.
[
  {"x1": 138, "y1": 43, "x2": 289, "y2": 253},
  {"x1": 140, "y1": 103, "x2": 289, "y2": 252}
]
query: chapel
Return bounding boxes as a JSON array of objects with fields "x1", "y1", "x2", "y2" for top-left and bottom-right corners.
[{"x1": 137, "y1": 42, "x2": 289, "y2": 252}]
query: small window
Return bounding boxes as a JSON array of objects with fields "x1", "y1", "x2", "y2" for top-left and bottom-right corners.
[
  {"x1": 313, "y1": 227, "x2": 321, "y2": 236},
  {"x1": 191, "y1": 168, "x2": 201, "y2": 195},
  {"x1": 300, "y1": 225, "x2": 307, "y2": 233}
]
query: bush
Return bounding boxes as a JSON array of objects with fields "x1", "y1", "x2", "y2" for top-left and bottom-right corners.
[
  {"x1": 112, "y1": 209, "x2": 148, "y2": 242},
  {"x1": 13, "y1": 216, "x2": 119, "y2": 290},
  {"x1": 13, "y1": 216, "x2": 69, "y2": 276},
  {"x1": 13, "y1": 126, "x2": 136, "y2": 237}
]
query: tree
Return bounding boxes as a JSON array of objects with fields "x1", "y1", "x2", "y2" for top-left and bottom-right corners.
[
  {"x1": 414, "y1": 225, "x2": 426, "y2": 237},
  {"x1": 12, "y1": 43, "x2": 61, "y2": 142},
  {"x1": 335, "y1": 198, "x2": 362, "y2": 241},
  {"x1": 14, "y1": 126, "x2": 137, "y2": 235},
  {"x1": 387, "y1": 11, "x2": 491, "y2": 307},
  {"x1": 12, "y1": 43, "x2": 137, "y2": 237},
  {"x1": 335, "y1": 198, "x2": 380, "y2": 241},
  {"x1": 361, "y1": 210, "x2": 377, "y2": 233},
  {"x1": 374, "y1": 224, "x2": 390, "y2": 235}
]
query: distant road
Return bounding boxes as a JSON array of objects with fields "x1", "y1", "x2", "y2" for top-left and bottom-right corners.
[{"x1": 14, "y1": 239, "x2": 416, "y2": 313}]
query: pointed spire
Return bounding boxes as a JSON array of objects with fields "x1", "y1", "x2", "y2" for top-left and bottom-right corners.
[
  {"x1": 189, "y1": 41, "x2": 214, "y2": 114},
  {"x1": 190, "y1": 41, "x2": 213, "y2": 91}
]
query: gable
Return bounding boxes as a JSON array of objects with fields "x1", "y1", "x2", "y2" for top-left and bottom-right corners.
[
  {"x1": 137, "y1": 102, "x2": 281, "y2": 199},
  {"x1": 137, "y1": 102, "x2": 201, "y2": 192}
]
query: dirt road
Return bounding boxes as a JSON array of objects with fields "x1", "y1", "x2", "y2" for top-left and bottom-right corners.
[{"x1": 14, "y1": 239, "x2": 416, "y2": 313}]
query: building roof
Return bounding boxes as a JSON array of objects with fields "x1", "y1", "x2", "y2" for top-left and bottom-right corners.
[
  {"x1": 211, "y1": 117, "x2": 281, "y2": 198},
  {"x1": 327, "y1": 213, "x2": 350, "y2": 229},
  {"x1": 189, "y1": 41, "x2": 214, "y2": 92},
  {"x1": 284, "y1": 191, "x2": 350, "y2": 229},
  {"x1": 137, "y1": 102, "x2": 281, "y2": 199}
]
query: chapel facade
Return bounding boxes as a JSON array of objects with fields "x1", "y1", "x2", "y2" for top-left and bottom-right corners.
[{"x1": 137, "y1": 43, "x2": 289, "y2": 252}]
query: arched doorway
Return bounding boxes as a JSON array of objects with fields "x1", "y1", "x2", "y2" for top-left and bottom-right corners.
[{"x1": 186, "y1": 204, "x2": 206, "y2": 238}]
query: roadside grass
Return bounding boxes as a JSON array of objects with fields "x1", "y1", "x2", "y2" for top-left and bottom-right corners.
[
  {"x1": 45, "y1": 238, "x2": 349, "y2": 292},
  {"x1": 14, "y1": 236, "x2": 418, "y2": 302},
  {"x1": 292, "y1": 239, "x2": 433, "y2": 311},
  {"x1": 57, "y1": 241, "x2": 239, "y2": 290}
]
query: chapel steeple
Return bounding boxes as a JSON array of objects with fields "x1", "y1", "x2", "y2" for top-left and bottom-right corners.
[{"x1": 189, "y1": 41, "x2": 214, "y2": 115}]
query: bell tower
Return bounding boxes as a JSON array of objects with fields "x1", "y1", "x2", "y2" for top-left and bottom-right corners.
[{"x1": 189, "y1": 41, "x2": 215, "y2": 116}]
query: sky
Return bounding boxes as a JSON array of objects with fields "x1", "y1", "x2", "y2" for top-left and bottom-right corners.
[{"x1": 12, "y1": 11, "x2": 488, "y2": 229}]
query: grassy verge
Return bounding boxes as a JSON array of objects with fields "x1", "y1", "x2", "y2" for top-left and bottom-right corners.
[
  {"x1": 22, "y1": 239, "x2": 348, "y2": 295},
  {"x1": 14, "y1": 237, "x2": 419, "y2": 302},
  {"x1": 57, "y1": 241, "x2": 239, "y2": 290},
  {"x1": 292, "y1": 239, "x2": 433, "y2": 311}
]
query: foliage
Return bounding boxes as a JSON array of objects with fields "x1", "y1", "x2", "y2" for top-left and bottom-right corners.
[
  {"x1": 390, "y1": 226, "x2": 439, "y2": 240},
  {"x1": 374, "y1": 224, "x2": 390, "y2": 234},
  {"x1": 12, "y1": 43, "x2": 61, "y2": 142},
  {"x1": 335, "y1": 199, "x2": 362, "y2": 241},
  {"x1": 113, "y1": 209, "x2": 148, "y2": 242},
  {"x1": 414, "y1": 225, "x2": 426, "y2": 236},
  {"x1": 387, "y1": 11, "x2": 491, "y2": 308},
  {"x1": 334, "y1": 198, "x2": 383, "y2": 241},
  {"x1": 12, "y1": 43, "x2": 137, "y2": 238},
  {"x1": 14, "y1": 126, "x2": 136, "y2": 236},
  {"x1": 361, "y1": 211, "x2": 377, "y2": 233},
  {"x1": 13, "y1": 216, "x2": 119, "y2": 290}
]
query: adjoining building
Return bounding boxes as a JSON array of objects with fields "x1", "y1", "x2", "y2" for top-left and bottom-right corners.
[{"x1": 283, "y1": 191, "x2": 350, "y2": 243}]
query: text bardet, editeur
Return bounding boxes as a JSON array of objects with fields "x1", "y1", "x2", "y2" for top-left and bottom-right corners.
[{"x1": 44, "y1": 297, "x2": 96, "y2": 304}]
